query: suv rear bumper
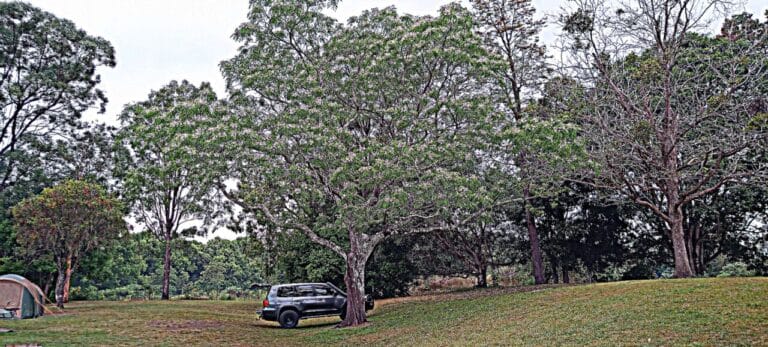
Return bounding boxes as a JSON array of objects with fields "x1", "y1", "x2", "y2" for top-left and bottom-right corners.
[{"x1": 259, "y1": 307, "x2": 277, "y2": 321}]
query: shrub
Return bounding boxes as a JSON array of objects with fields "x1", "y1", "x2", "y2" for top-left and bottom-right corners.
[{"x1": 716, "y1": 262, "x2": 755, "y2": 277}]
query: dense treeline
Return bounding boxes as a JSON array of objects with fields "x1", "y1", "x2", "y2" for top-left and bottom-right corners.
[{"x1": 0, "y1": 0, "x2": 766, "y2": 328}]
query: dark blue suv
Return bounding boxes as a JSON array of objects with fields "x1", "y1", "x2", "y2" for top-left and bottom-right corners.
[{"x1": 258, "y1": 282, "x2": 374, "y2": 328}]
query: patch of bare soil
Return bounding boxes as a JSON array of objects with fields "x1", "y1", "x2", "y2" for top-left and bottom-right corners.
[
  {"x1": 378, "y1": 284, "x2": 577, "y2": 307},
  {"x1": 147, "y1": 320, "x2": 223, "y2": 331}
]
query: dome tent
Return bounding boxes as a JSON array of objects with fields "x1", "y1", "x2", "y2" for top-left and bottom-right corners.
[{"x1": 0, "y1": 274, "x2": 45, "y2": 319}]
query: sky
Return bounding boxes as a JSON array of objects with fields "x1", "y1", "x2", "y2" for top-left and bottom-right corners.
[{"x1": 24, "y1": 0, "x2": 767, "y2": 240}]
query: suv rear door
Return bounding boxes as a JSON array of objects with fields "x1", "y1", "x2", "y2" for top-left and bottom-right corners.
[
  {"x1": 295, "y1": 285, "x2": 326, "y2": 316},
  {"x1": 312, "y1": 284, "x2": 341, "y2": 315}
]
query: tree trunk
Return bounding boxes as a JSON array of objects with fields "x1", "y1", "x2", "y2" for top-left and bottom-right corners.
[
  {"x1": 54, "y1": 267, "x2": 66, "y2": 309},
  {"x1": 562, "y1": 266, "x2": 570, "y2": 284},
  {"x1": 696, "y1": 238, "x2": 705, "y2": 276},
  {"x1": 162, "y1": 233, "x2": 172, "y2": 300},
  {"x1": 43, "y1": 273, "x2": 54, "y2": 298},
  {"x1": 524, "y1": 188, "x2": 545, "y2": 285},
  {"x1": 338, "y1": 231, "x2": 371, "y2": 328},
  {"x1": 476, "y1": 266, "x2": 488, "y2": 288},
  {"x1": 489, "y1": 262, "x2": 498, "y2": 287},
  {"x1": 670, "y1": 215, "x2": 694, "y2": 278},
  {"x1": 660, "y1": 104, "x2": 693, "y2": 278},
  {"x1": 686, "y1": 225, "x2": 705, "y2": 276},
  {"x1": 551, "y1": 257, "x2": 559, "y2": 284},
  {"x1": 63, "y1": 256, "x2": 73, "y2": 303}
]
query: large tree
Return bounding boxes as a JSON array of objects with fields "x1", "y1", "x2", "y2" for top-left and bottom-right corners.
[
  {"x1": 117, "y1": 80, "x2": 218, "y2": 300},
  {"x1": 561, "y1": 1, "x2": 768, "y2": 277},
  {"x1": 215, "y1": 1, "x2": 504, "y2": 326},
  {"x1": 12, "y1": 180, "x2": 124, "y2": 308},
  {"x1": 0, "y1": 2, "x2": 115, "y2": 192}
]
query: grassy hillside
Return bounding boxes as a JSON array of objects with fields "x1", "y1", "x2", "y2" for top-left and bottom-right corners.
[{"x1": 1, "y1": 278, "x2": 766, "y2": 346}]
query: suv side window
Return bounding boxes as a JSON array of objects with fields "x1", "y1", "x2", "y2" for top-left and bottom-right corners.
[
  {"x1": 313, "y1": 285, "x2": 333, "y2": 296},
  {"x1": 296, "y1": 285, "x2": 315, "y2": 297},
  {"x1": 277, "y1": 286, "x2": 299, "y2": 297}
]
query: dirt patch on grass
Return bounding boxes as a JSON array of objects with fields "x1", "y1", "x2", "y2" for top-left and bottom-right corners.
[{"x1": 147, "y1": 320, "x2": 223, "y2": 331}]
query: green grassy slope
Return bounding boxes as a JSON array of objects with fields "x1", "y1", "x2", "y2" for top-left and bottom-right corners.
[{"x1": 1, "y1": 277, "x2": 766, "y2": 346}]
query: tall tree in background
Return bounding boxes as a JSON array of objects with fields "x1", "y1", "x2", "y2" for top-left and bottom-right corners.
[
  {"x1": 216, "y1": 1, "x2": 503, "y2": 326},
  {"x1": 0, "y1": 2, "x2": 115, "y2": 192},
  {"x1": 473, "y1": 0, "x2": 583, "y2": 284},
  {"x1": 117, "y1": 80, "x2": 218, "y2": 300},
  {"x1": 561, "y1": 1, "x2": 768, "y2": 277},
  {"x1": 12, "y1": 180, "x2": 124, "y2": 308}
]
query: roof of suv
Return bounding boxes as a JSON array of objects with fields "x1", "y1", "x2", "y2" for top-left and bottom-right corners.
[
  {"x1": 269, "y1": 282, "x2": 347, "y2": 296},
  {"x1": 270, "y1": 283, "x2": 329, "y2": 288}
]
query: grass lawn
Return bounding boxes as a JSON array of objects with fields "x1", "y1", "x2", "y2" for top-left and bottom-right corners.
[{"x1": 1, "y1": 277, "x2": 766, "y2": 346}]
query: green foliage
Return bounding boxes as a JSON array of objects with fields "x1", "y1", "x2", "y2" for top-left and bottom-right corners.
[
  {"x1": 70, "y1": 233, "x2": 264, "y2": 300},
  {"x1": 117, "y1": 80, "x2": 220, "y2": 237},
  {"x1": 116, "y1": 80, "x2": 224, "y2": 298},
  {"x1": 12, "y1": 180, "x2": 125, "y2": 266},
  {"x1": 366, "y1": 236, "x2": 419, "y2": 298},
  {"x1": 716, "y1": 262, "x2": 756, "y2": 278},
  {"x1": 270, "y1": 231, "x2": 344, "y2": 285},
  {"x1": 0, "y1": 1, "x2": 116, "y2": 191}
]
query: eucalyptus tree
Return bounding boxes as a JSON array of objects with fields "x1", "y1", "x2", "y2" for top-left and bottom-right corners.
[
  {"x1": 0, "y1": 2, "x2": 115, "y2": 192},
  {"x1": 216, "y1": 1, "x2": 505, "y2": 326},
  {"x1": 117, "y1": 80, "x2": 219, "y2": 300},
  {"x1": 561, "y1": 1, "x2": 768, "y2": 277}
]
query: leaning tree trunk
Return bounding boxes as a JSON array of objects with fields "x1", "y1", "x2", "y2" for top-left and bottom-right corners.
[
  {"x1": 339, "y1": 231, "x2": 371, "y2": 328},
  {"x1": 524, "y1": 188, "x2": 545, "y2": 285},
  {"x1": 161, "y1": 233, "x2": 172, "y2": 300},
  {"x1": 54, "y1": 265, "x2": 67, "y2": 309}
]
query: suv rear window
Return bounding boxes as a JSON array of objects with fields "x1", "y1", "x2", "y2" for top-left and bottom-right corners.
[
  {"x1": 296, "y1": 285, "x2": 315, "y2": 297},
  {"x1": 276, "y1": 286, "x2": 299, "y2": 297},
  {"x1": 313, "y1": 285, "x2": 332, "y2": 296}
]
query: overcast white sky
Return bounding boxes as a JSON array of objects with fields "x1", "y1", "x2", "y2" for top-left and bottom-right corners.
[{"x1": 24, "y1": 0, "x2": 767, "y2": 240}]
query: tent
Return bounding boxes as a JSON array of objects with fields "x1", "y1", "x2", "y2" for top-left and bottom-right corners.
[{"x1": 0, "y1": 274, "x2": 45, "y2": 319}]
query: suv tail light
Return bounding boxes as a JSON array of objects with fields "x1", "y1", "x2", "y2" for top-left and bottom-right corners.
[{"x1": 262, "y1": 299, "x2": 269, "y2": 308}]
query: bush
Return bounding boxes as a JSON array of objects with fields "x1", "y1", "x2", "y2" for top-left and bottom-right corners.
[
  {"x1": 70, "y1": 285, "x2": 103, "y2": 301},
  {"x1": 716, "y1": 262, "x2": 755, "y2": 277}
]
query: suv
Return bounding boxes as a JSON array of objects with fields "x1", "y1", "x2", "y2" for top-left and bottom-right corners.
[{"x1": 258, "y1": 282, "x2": 374, "y2": 328}]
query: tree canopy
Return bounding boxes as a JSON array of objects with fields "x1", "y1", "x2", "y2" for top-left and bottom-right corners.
[
  {"x1": 12, "y1": 180, "x2": 124, "y2": 307},
  {"x1": 0, "y1": 2, "x2": 115, "y2": 192}
]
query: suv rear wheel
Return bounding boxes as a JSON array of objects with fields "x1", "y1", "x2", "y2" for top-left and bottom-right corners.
[{"x1": 278, "y1": 310, "x2": 299, "y2": 328}]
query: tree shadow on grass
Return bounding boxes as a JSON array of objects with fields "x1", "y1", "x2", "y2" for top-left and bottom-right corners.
[{"x1": 255, "y1": 319, "x2": 340, "y2": 330}]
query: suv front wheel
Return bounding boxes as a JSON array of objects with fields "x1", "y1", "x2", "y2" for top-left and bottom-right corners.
[{"x1": 278, "y1": 310, "x2": 299, "y2": 328}]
